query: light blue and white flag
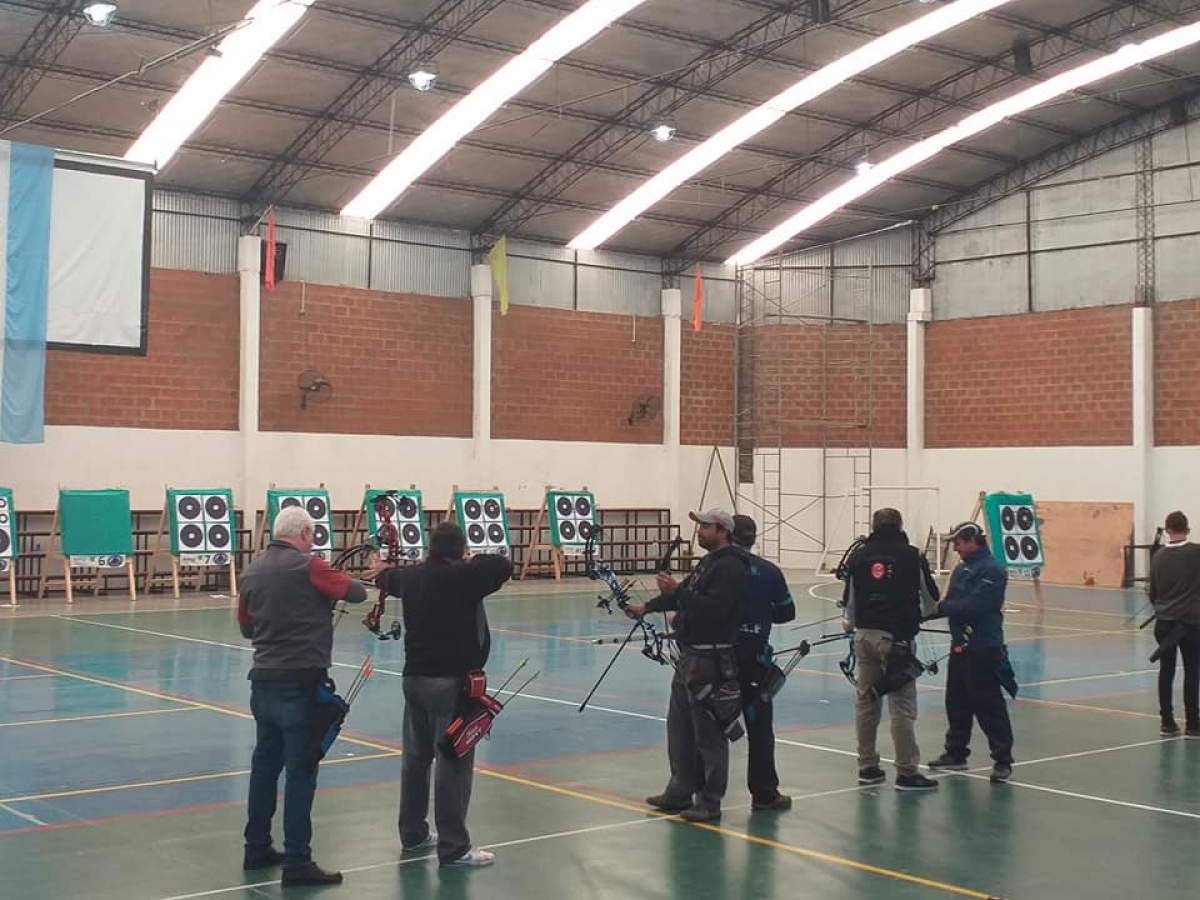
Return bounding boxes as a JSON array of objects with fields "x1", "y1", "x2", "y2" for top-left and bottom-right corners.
[{"x1": 0, "y1": 140, "x2": 53, "y2": 444}]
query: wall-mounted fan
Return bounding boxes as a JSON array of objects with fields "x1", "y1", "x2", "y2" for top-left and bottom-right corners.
[
  {"x1": 627, "y1": 394, "x2": 661, "y2": 425},
  {"x1": 298, "y1": 370, "x2": 333, "y2": 408}
]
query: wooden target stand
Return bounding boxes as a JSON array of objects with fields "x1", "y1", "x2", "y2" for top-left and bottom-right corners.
[
  {"x1": 346, "y1": 483, "x2": 424, "y2": 572},
  {"x1": 142, "y1": 488, "x2": 240, "y2": 599},
  {"x1": 1, "y1": 559, "x2": 15, "y2": 607},
  {"x1": 37, "y1": 488, "x2": 137, "y2": 603},
  {"x1": 445, "y1": 484, "x2": 511, "y2": 559},
  {"x1": 520, "y1": 486, "x2": 593, "y2": 581}
]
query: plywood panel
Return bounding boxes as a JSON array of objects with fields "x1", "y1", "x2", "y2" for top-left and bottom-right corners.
[{"x1": 1035, "y1": 501, "x2": 1133, "y2": 588}]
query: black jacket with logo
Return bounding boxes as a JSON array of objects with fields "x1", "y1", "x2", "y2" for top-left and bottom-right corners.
[
  {"x1": 647, "y1": 544, "x2": 748, "y2": 645},
  {"x1": 842, "y1": 526, "x2": 939, "y2": 640}
]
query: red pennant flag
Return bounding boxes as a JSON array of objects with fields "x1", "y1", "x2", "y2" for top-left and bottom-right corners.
[
  {"x1": 265, "y1": 206, "x2": 277, "y2": 292},
  {"x1": 692, "y1": 263, "x2": 703, "y2": 331}
]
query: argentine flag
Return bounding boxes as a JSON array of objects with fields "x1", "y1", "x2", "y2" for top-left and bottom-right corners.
[{"x1": 0, "y1": 140, "x2": 52, "y2": 444}]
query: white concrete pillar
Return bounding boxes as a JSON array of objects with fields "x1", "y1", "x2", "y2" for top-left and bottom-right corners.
[
  {"x1": 661, "y1": 288, "x2": 684, "y2": 524},
  {"x1": 906, "y1": 288, "x2": 931, "y2": 493},
  {"x1": 470, "y1": 264, "x2": 493, "y2": 472},
  {"x1": 1132, "y1": 306, "x2": 1155, "y2": 543},
  {"x1": 237, "y1": 236, "x2": 262, "y2": 506}
]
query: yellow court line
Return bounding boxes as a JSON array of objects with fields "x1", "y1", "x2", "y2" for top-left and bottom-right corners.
[
  {"x1": 479, "y1": 768, "x2": 999, "y2": 900},
  {"x1": 0, "y1": 655, "x2": 399, "y2": 755},
  {"x1": 0, "y1": 707, "x2": 200, "y2": 729},
  {"x1": 0, "y1": 751, "x2": 400, "y2": 805}
]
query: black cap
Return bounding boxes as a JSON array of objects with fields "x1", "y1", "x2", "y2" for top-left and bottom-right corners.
[
  {"x1": 732, "y1": 514, "x2": 756, "y2": 547},
  {"x1": 948, "y1": 521, "x2": 985, "y2": 542}
]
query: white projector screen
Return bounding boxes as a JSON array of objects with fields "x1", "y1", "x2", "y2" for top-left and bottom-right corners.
[{"x1": 46, "y1": 153, "x2": 152, "y2": 353}]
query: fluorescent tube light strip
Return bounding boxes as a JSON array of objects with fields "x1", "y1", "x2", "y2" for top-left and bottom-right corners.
[
  {"x1": 124, "y1": 0, "x2": 315, "y2": 169},
  {"x1": 341, "y1": 0, "x2": 648, "y2": 221},
  {"x1": 567, "y1": 0, "x2": 1016, "y2": 251},
  {"x1": 727, "y1": 20, "x2": 1200, "y2": 266}
]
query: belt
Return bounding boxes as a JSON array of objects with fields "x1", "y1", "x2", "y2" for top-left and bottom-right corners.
[{"x1": 683, "y1": 642, "x2": 734, "y2": 651}]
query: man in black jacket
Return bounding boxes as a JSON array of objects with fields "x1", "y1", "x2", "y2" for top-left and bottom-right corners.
[
  {"x1": 371, "y1": 521, "x2": 512, "y2": 866},
  {"x1": 1148, "y1": 510, "x2": 1200, "y2": 737},
  {"x1": 842, "y1": 508, "x2": 940, "y2": 791},
  {"x1": 238, "y1": 505, "x2": 367, "y2": 886},
  {"x1": 625, "y1": 508, "x2": 748, "y2": 823}
]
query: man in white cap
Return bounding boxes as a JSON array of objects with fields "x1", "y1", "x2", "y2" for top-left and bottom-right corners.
[{"x1": 625, "y1": 508, "x2": 749, "y2": 823}]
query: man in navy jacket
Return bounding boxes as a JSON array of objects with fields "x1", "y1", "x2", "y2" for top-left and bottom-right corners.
[{"x1": 926, "y1": 521, "x2": 1015, "y2": 783}]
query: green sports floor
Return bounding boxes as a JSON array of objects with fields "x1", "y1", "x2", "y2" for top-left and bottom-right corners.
[{"x1": 0, "y1": 573, "x2": 1190, "y2": 900}]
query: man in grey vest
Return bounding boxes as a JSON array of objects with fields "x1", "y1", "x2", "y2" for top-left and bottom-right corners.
[{"x1": 238, "y1": 506, "x2": 367, "y2": 885}]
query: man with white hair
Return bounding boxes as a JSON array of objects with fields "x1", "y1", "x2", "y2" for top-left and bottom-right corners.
[{"x1": 238, "y1": 505, "x2": 367, "y2": 886}]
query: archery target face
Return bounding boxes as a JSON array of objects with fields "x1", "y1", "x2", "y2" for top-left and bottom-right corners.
[
  {"x1": 0, "y1": 491, "x2": 13, "y2": 559},
  {"x1": 270, "y1": 491, "x2": 333, "y2": 555},
  {"x1": 547, "y1": 491, "x2": 597, "y2": 552},
  {"x1": 366, "y1": 491, "x2": 425, "y2": 560},
  {"x1": 168, "y1": 490, "x2": 236, "y2": 556},
  {"x1": 998, "y1": 502, "x2": 1043, "y2": 566},
  {"x1": 456, "y1": 493, "x2": 509, "y2": 556}
]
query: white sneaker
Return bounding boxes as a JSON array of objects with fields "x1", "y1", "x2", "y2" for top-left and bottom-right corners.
[
  {"x1": 402, "y1": 831, "x2": 437, "y2": 853},
  {"x1": 442, "y1": 847, "x2": 494, "y2": 867}
]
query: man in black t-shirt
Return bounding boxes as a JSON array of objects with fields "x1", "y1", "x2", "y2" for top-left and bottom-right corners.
[{"x1": 1149, "y1": 510, "x2": 1200, "y2": 737}]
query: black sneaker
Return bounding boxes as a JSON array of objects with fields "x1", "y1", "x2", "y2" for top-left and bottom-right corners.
[
  {"x1": 243, "y1": 848, "x2": 284, "y2": 871},
  {"x1": 281, "y1": 861, "x2": 343, "y2": 886},
  {"x1": 1161, "y1": 720, "x2": 1182, "y2": 737},
  {"x1": 857, "y1": 766, "x2": 886, "y2": 785},
  {"x1": 990, "y1": 762, "x2": 1013, "y2": 783},
  {"x1": 679, "y1": 806, "x2": 721, "y2": 823},
  {"x1": 895, "y1": 773, "x2": 939, "y2": 791},
  {"x1": 1186, "y1": 727, "x2": 1200, "y2": 739},
  {"x1": 927, "y1": 753, "x2": 969, "y2": 771},
  {"x1": 751, "y1": 794, "x2": 793, "y2": 810},
  {"x1": 645, "y1": 793, "x2": 691, "y2": 813}
]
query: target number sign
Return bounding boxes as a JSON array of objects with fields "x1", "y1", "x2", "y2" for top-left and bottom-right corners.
[
  {"x1": 454, "y1": 491, "x2": 510, "y2": 557},
  {"x1": 267, "y1": 489, "x2": 334, "y2": 558},
  {"x1": 366, "y1": 489, "x2": 425, "y2": 561},
  {"x1": 168, "y1": 489, "x2": 237, "y2": 567},
  {"x1": 983, "y1": 492, "x2": 1044, "y2": 579},
  {"x1": 546, "y1": 490, "x2": 596, "y2": 557},
  {"x1": 0, "y1": 488, "x2": 17, "y2": 561}
]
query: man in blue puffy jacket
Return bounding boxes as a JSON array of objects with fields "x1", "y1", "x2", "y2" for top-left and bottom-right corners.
[{"x1": 926, "y1": 521, "x2": 1015, "y2": 783}]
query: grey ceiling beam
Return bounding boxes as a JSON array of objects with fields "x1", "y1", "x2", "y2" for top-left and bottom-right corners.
[
  {"x1": 474, "y1": 0, "x2": 878, "y2": 239},
  {"x1": 240, "y1": 0, "x2": 507, "y2": 226},
  {"x1": 0, "y1": 1, "x2": 85, "y2": 122},
  {"x1": 665, "y1": 1, "x2": 1194, "y2": 266}
]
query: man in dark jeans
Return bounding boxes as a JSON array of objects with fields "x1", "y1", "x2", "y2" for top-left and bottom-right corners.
[
  {"x1": 1148, "y1": 510, "x2": 1200, "y2": 737},
  {"x1": 370, "y1": 521, "x2": 512, "y2": 867},
  {"x1": 730, "y1": 514, "x2": 795, "y2": 810},
  {"x1": 238, "y1": 505, "x2": 367, "y2": 885},
  {"x1": 927, "y1": 521, "x2": 1015, "y2": 783}
]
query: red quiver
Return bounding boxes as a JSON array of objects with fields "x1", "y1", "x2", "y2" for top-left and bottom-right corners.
[{"x1": 438, "y1": 693, "x2": 503, "y2": 759}]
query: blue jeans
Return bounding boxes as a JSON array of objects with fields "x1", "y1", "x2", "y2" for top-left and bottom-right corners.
[{"x1": 244, "y1": 680, "x2": 319, "y2": 866}]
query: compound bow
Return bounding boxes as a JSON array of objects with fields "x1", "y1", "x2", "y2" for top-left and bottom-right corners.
[
  {"x1": 330, "y1": 492, "x2": 405, "y2": 640},
  {"x1": 577, "y1": 527, "x2": 678, "y2": 712}
]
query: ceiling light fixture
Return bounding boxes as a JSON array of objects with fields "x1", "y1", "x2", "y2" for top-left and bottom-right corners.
[
  {"x1": 650, "y1": 123, "x2": 676, "y2": 142},
  {"x1": 727, "y1": 20, "x2": 1200, "y2": 266},
  {"x1": 124, "y1": 0, "x2": 316, "y2": 169},
  {"x1": 341, "y1": 0, "x2": 650, "y2": 221},
  {"x1": 82, "y1": 2, "x2": 118, "y2": 26},
  {"x1": 408, "y1": 67, "x2": 438, "y2": 92},
  {"x1": 855, "y1": 158, "x2": 873, "y2": 175},
  {"x1": 567, "y1": 0, "x2": 1017, "y2": 251}
]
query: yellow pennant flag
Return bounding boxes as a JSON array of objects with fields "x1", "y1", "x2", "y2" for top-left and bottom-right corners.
[{"x1": 488, "y1": 236, "x2": 510, "y2": 316}]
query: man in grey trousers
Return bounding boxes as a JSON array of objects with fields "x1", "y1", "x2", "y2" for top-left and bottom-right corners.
[{"x1": 371, "y1": 521, "x2": 512, "y2": 866}]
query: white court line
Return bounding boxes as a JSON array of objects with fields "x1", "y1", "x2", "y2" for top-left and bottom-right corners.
[
  {"x1": 1023, "y1": 668, "x2": 1157, "y2": 688},
  {"x1": 0, "y1": 802, "x2": 47, "y2": 826},
  {"x1": 155, "y1": 815, "x2": 667, "y2": 900}
]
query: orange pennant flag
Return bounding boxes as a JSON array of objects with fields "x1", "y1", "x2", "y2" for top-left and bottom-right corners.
[{"x1": 692, "y1": 263, "x2": 703, "y2": 332}]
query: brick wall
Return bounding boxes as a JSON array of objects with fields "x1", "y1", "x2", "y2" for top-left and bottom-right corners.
[
  {"x1": 259, "y1": 281, "x2": 472, "y2": 436},
  {"x1": 492, "y1": 305, "x2": 663, "y2": 443},
  {"x1": 45, "y1": 268, "x2": 240, "y2": 429},
  {"x1": 737, "y1": 323, "x2": 906, "y2": 448},
  {"x1": 925, "y1": 305, "x2": 1132, "y2": 447},
  {"x1": 1154, "y1": 297, "x2": 1200, "y2": 445},
  {"x1": 681, "y1": 323, "x2": 735, "y2": 446}
]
